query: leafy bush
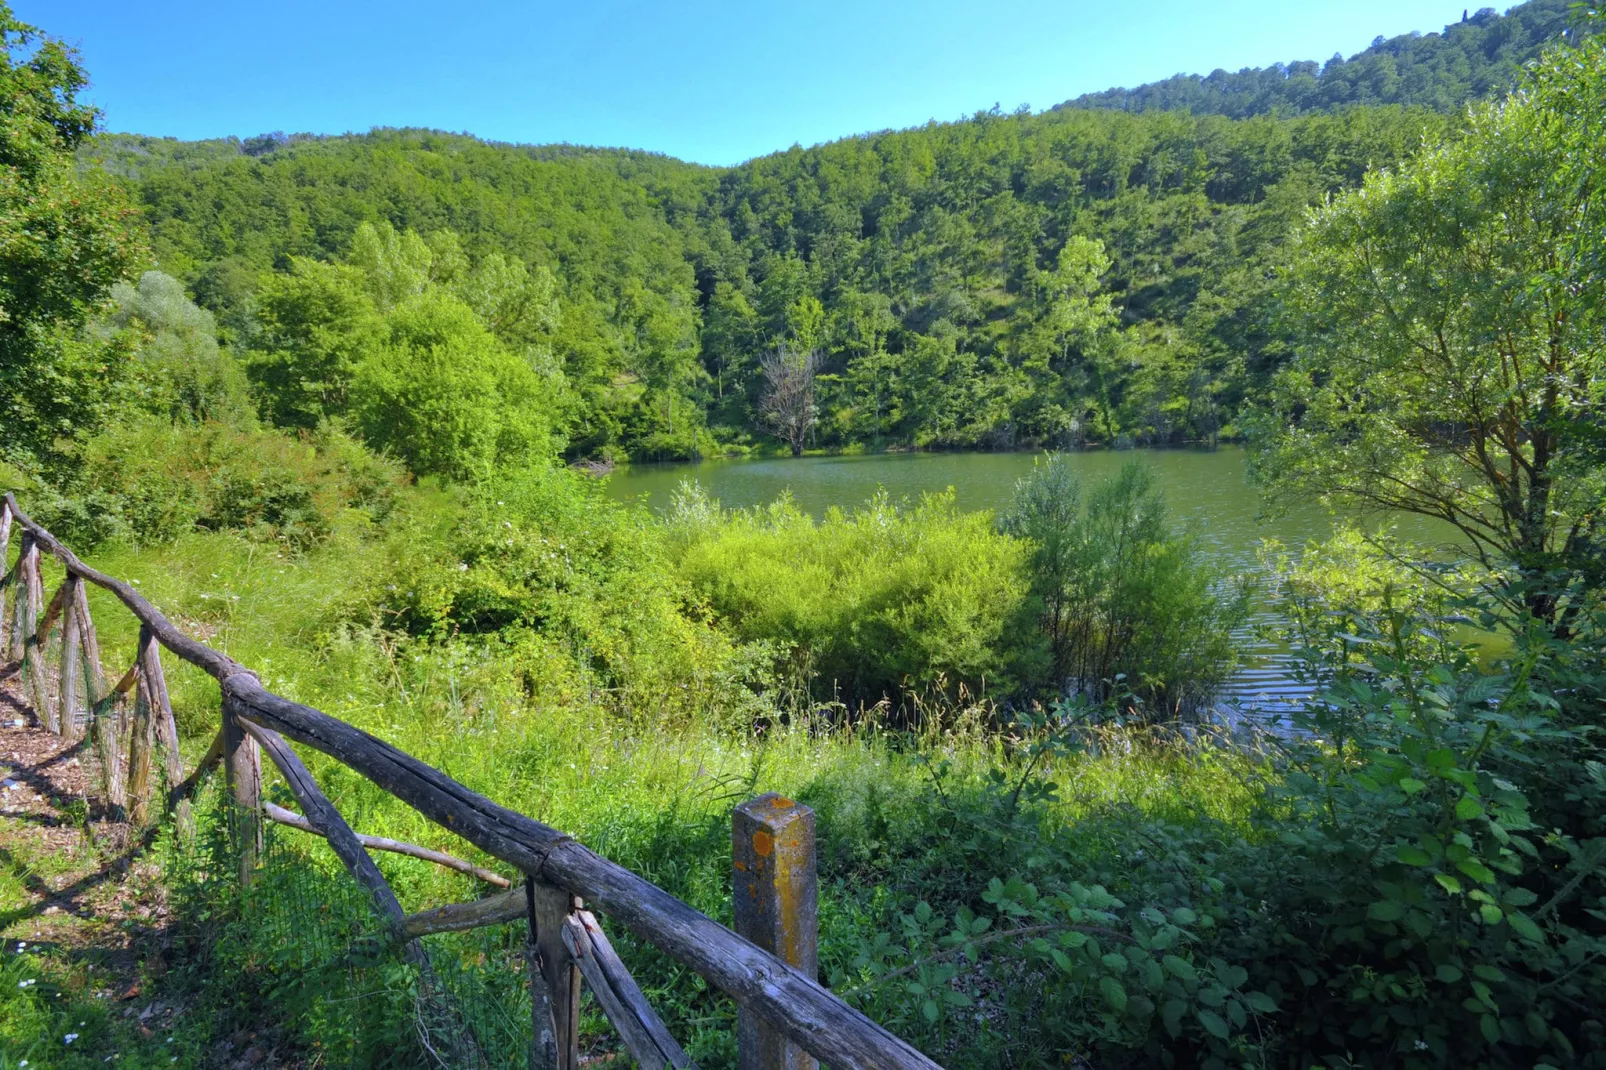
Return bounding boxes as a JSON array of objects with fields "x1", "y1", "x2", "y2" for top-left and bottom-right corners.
[
  {"x1": 365, "y1": 464, "x2": 771, "y2": 728},
  {"x1": 351, "y1": 291, "x2": 564, "y2": 481},
  {"x1": 31, "y1": 419, "x2": 404, "y2": 548},
  {"x1": 1000, "y1": 457, "x2": 1251, "y2": 714},
  {"x1": 667, "y1": 484, "x2": 1042, "y2": 713}
]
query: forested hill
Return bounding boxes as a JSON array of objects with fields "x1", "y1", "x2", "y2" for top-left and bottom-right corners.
[
  {"x1": 1060, "y1": 0, "x2": 1571, "y2": 118},
  {"x1": 92, "y1": 99, "x2": 1453, "y2": 461}
]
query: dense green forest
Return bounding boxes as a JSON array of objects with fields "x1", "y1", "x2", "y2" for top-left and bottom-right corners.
[
  {"x1": 1062, "y1": 0, "x2": 1571, "y2": 117},
  {"x1": 3, "y1": 1, "x2": 1604, "y2": 1067},
  {"x1": 83, "y1": 108, "x2": 1442, "y2": 461},
  {"x1": 58, "y1": 1, "x2": 1574, "y2": 464}
]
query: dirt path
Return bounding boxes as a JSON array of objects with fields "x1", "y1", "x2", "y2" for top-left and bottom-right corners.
[{"x1": 0, "y1": 660, "x2": 195, "y2": 1055}]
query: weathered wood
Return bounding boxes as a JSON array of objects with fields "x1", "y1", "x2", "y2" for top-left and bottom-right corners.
[
  {"x1": 562, "y1": 911, "x2": 697, "y2": 1070},
  {"x1": 236, "y1": 714, "x2": 491, "y2": 1070},
  {"x1": 234, "y1": 714, "x2": 417, "y2": 947},
  {"x1": 527, "y1": 878, "x2": 559, "y2": 1070},
  {"x1": 0, "y1": 504, "x2": 10, "y2": 642},
  {"x1": 531, "y1": 880, "x2": 581, "y2": 1070},
  {"x1": 137, "y1": 631, "x2": 191, "y2": 835},
  {"x1": 58, "y1": 579, "x2": 82, "y2": 742},
  {"x1": 221, "y1": 702, "x2": 262, "y2": 885},
  {"x1": 125, "y1": 662, "x2": 154, "y2": 827},
  {"x1": 2, "y1": 495, "x2": 941, "y2": 1070},
  {"x1": 167, "y1": 728, "x2": 223, "y2": 813},
  {"x1": 36, "y1": 579, "x2": 68, "y2": 647},
  {"x1": 74, "y1": 581, "x2": 123, "y2": 814},
  {"x1": 733, "y1": 794, "x2": 819, "y2": 1070},
  {"x1": 263, "y1": 800, "x2": 510, "y2": 886},
  {"x1": 15, "y1": 539, "x2": 49, "y2": 727},
  {"x1": 397, "y1": 884, "x2": 527, "y2": 939}
]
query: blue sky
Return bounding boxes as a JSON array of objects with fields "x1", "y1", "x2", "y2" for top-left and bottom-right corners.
[{"x1": 23, "y1": 0, "x2": 1476, "y2": 166}]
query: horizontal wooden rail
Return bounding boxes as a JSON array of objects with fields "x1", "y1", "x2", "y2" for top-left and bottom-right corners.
[
  {"x1": 403, "y1": 885, "x2": 527, "y2": 938},
  {"x1": 265, "y1": 801, "x2": 511, "y2": 887},
  {"x1": 1, "y1": 493, "x2": 939, "y2": 1070}
]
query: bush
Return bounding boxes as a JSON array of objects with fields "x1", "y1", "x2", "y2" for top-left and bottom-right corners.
[
  {"x1": 667, "y1": 484, "x2": 1042, "y2": 713},
  {"x1": 1000, "y1": 457, "x2": 1250, "y2": 715},
  {"x1": 1232, "y1": 575, "x2": 1606, "y2": 1066},
  {"x1": 31, "y1": 419, "x2": 405, "y2": 548},
  {"x1": 364, "y1": 464, "x2": 771, "y2": 729}
]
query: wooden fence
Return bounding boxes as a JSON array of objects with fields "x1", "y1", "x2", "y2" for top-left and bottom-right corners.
[{"x1": 0, "y1": 493, "x2": 941, "y2": 1070}]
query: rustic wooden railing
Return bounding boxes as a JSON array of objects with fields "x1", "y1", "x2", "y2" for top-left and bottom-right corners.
[{"x1": 0, "y1": 494, "x2": 941, "y2": 1070}]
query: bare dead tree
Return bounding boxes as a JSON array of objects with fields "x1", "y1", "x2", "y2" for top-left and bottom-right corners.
[{"x1": 759, "y1": 345, "x2": 821, "y2": 457}]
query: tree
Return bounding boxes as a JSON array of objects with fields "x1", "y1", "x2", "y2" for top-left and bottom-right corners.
[
  {"x1": 1250, "y1": 38, "x2": 1606, "y2": 624},
  {"x1": 759, "y1": 345, "x2": 821, "y2": 456},
  {"x1": 248, "y1": 258, "x2": 381, "y2": 429},
  {"x1": 102, "y1": 271, "x2": 252, "y2": 425},
  {"x1": 351, "y1": 290, "x2": 561, "y2": 481},
  {"x1": 0, "y1": 3, "x2": 144, "y2": 468}
]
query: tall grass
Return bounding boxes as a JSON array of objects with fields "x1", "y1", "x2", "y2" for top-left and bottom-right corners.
[{"x1": 62, "y1": 503, "x2": 1263, "y2": 1067}]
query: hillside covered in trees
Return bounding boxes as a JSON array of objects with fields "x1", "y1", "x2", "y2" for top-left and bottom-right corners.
[
  {"x1": 1061, "y1": 0, "x2": 1571, "y2": 117},
  {"x1": 70, "y1": 1, "x2": 1558, "y2": 465}
]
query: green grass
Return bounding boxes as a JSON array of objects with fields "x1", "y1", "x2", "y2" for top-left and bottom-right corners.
[{"x1": 27, "y1": 511, "x2": 1266, "y2": 1067}]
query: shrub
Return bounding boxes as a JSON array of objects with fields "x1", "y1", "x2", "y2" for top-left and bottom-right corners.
[
  {"x1": 1000, "y1": 457, "x2": 1250, "y2": 715},
  {"x1": 365, "y1": 464, "x2": 771, "y2": 728},
  {"x1": 350, "y1": 290, "x2": 565, "y2": 480},
  {"x1": 667, "y1": 484, "x2": 1042, "y2": 713},
  {"x1": 32, "y1": 419, "x2": 404, "y2": 548}
]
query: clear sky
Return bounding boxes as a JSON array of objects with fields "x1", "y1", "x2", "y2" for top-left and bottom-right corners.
[{"x1": 22, "y1": 0, "x2": 1477, "y2": 167}]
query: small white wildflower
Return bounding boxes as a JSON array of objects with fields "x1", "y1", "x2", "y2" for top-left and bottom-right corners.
[
  {"x1": 1415, "y1": 1041, "x2": 1430, "y2": 1051},
  {"x1": 64, "y1": 1032, "x2": 79, "y2": 1044},
  {"x1": 17, "y1": 978, "x2": 34, "y2": 987}
]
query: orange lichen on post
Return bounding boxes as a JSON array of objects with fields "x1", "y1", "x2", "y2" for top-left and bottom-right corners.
[{"x1": 732, "y1": 793, "x2": 818, "y2": 1070}]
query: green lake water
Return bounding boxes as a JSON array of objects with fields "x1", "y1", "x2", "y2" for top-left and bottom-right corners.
[{"x1": 604, "y1": 447, "x2": 1453, "y2": 718}]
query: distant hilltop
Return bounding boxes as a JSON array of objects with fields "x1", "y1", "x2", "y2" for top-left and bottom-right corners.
[{"x1": 1058, "y1": 0, "x2": 1573, "y2": 118}]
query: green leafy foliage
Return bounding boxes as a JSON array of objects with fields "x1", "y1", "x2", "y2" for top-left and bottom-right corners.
[
  {"x1": 29, "y1": 420, "x2": 403, "y2": 548},
  {"x1": 365, "y1": 465, "x2": 771, "y2": 729},
  {"x1": 89, "y1": 98, "x2": 1452, "y2": 460},
  {"x1": 666, "y1": 483, "x2": 1041, "y2": 712},
  {"x1": 0, "y1": 2, "x2": 145, "y2": 469},
  {"x1": 1250, "y1": 33, "x2": 1606, "y2": 618},
  {"x1": 1001, "y1": 457, "x2": 1251, "y2": 712}
]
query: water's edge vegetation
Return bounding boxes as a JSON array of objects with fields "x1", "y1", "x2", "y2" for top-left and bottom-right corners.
[{"x1": 1, "y1": 2, "x2": 1604, "y2": 1068}]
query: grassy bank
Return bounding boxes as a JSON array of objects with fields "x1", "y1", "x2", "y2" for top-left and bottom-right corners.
[{"x1": 11, "y1": 498, "x2": 1265, "y2": 1067}]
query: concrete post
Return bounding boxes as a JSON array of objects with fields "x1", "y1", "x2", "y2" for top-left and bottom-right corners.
[{"x1": 733, "y1": 793, "x2": 818, "y2": 1070}]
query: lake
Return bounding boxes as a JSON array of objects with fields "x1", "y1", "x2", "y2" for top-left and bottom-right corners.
[{"x1": 604, "y1": 447, "x2": 1451, "y2": 719}]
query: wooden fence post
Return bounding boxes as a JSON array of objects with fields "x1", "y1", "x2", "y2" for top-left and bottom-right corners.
[
  {"x1": 0, "y1": 503, "x2": 11, "y2": 636},
  {"x1": 15, "y1": 538, "x2": 49, "y2": 727},
  {"x1": 5, "y1": 532, "x2": 28, "y2": 665},
  {"x1": 222, "y1": 706, "x2": 262, "y2": 885},
  {"x1": 138, "y1": 632, "x2": 191, "y2": 836},
  {"x1": 528, "y1": 879, "x2": 582, "y2": 1070},
  {"x1": 58, "y1": 577, "x2": 82, "y2": 742},
  {"x1": 126, "y1": 658, "x2": 154, "y2": 827},
  {"x1": 73, "y1": 580, "x2": 123, "y2": 814},
  {"x1": 733, "y1": 794, "x2": 819, "y2": 1070}
]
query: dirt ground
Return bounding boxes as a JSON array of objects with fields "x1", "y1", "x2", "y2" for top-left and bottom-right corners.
[{"x1": 0, "y1": 661, "x2": 300, "y2": 1067}]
